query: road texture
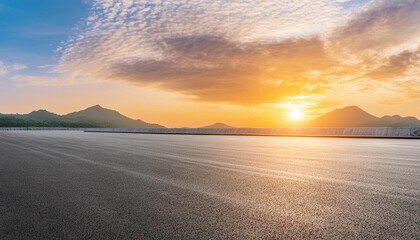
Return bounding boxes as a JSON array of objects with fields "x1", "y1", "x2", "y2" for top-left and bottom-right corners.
[{"x1": 1, "y1": 131, "x2": 420, "y2": 239}]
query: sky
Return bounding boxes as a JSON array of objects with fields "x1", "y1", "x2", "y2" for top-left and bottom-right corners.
[{"x1": 0, "y1": 0, "x2": 419, "y2": 127}]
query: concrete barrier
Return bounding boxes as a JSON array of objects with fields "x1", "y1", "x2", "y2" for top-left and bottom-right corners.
[{"x1": 85, "y1": 127, "x2": 420, "y2": 139}]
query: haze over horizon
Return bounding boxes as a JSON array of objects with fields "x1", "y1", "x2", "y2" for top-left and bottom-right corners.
[
  {"x1": 1, "y1": 0, "x2": 419, "y2": 127},
  {"x1": 2, "y1": 104, "x2": 420, "y2": 129}
]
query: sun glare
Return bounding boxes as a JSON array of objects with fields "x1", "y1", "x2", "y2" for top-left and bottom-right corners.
[{"x1": 288, "y1": 108, "x2": 304, "y2": 121}]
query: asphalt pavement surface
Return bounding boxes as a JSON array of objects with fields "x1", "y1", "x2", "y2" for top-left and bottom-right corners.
[{"x1": 1, "y1": 131, "x2": 420, "y2": 239}]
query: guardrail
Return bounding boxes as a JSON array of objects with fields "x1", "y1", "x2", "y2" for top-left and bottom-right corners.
[
  {"x1": 2, "y1": 127, "x2": 419, "y2": 138},
  {"x1": 0, "y1": 127, "x2": 85, "y2": 131},
  {"x1": 85, "y1": 127, "x2": 420, "y2": 139}
]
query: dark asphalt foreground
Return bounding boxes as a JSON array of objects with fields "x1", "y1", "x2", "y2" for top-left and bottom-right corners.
[{"x1": 1, "y1": 132, "x2": 420, "y2": 239}]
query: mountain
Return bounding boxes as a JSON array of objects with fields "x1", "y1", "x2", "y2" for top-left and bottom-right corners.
[
  {"x1": 64, "y1": 105, "x2": 164, "y2": 128},
  {"x1": 26, "y1": 110, "x2": 61, "y2": 121},
  {"x1": 309, "y1": 106, "x2": 379, "y2": 127},
  {"x1": 201, "y1": 122, "x2": 235, "y2": 129},
  {"x1": 0, "y1": 105, "x2": 165, "y2": 128},
  {"x1": 1, "y1": 105, "x2": 419, "y2": 128},
  {"x1": 367, "y1": 115, "x2": 420, "y2": 127},
  {"x1": 309, "y1": 106, "x2": 420, "y2": 127},
  {"x1": 0, "y1": 108, "x2": 95, "y2": 128}
]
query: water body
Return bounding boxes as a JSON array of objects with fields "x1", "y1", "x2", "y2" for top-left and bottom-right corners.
[{"x1": 1, "y1": 131, "x2": 419, "y2": 239}]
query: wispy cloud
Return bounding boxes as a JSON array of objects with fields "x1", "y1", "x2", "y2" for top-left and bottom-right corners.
[
  {"x1": 53, "y1": 0, "x2": 419, "y2": 106},
  {"x1": 10, "y1": 63, "x2": 27, "y2": 71},
  {"x1": 0, "y1": 60, "x2": 27, "y2": 78},
  {"x1": 329, "y1": 0, "x2": 419, "y2": 58},
  {"x1": 11, "y1": 74, "x2": 80, "y2": 87},
  {"x1": 326, "y1": 0, "x2": 420, "y2": 98},
  {"x1": 0, "y1": 61, "x2": 7, "y2": 77}
]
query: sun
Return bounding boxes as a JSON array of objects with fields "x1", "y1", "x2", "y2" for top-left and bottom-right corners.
[
  {"x1": 288, "y1": 108, "x2": 304, "y2": 121},
  {"x1": 277, "y1": 101, "x2": 308, "y2": 122}
]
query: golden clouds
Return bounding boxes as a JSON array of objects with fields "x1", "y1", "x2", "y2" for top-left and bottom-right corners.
[
  {"x1": 108, "y1": 37, "x2": 333, "y2": 105},
  {"x1": 53, "y1": 0, "x2": 419, "y2": 110}
]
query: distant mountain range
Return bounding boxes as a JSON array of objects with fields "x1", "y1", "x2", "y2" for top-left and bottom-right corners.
[
  {"x1": 0, "y1": 105, "x2": 164, "y2": 128},
  {"x1": 308, "y1": 106, "x2": 420, "y2": 127},
  {"x1": 201, "y1": 123, "x2": 235, "y2": 129},
  {"x1": 1, "y1": 105, "x2": 419, "y2": 128}
]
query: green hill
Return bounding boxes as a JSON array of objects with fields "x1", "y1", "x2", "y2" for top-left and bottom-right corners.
[{"x1": 0, "y1": 105, "x2": 165, "y2": 128}]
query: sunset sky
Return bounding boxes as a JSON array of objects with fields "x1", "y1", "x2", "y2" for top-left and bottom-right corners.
[{"x1": 0, "y1": 0, "x2": 419, "y2": 127}]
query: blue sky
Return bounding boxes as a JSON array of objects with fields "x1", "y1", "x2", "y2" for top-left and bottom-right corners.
[{"x1": 0, "y1": 0, "x2": 87, "y2": 71}]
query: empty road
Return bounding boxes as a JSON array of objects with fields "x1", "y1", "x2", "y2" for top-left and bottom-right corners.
[{"x1": 1, "y1": 131, "x2": 420, "y2": 239}]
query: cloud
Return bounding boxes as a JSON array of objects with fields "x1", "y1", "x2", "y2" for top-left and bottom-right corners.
[
  {"x1": 11, "y1": 74, "x2": 78, "y2": 87},
  {"x1": 38, "y1": 64, "x2": 54, "y2": 69},
  {"x1": 0, "y1": 61, "x2": 6, "y2": 77},
  {"x1": 107, "y1": 36, "x2": 335, "y2": 104},
  {"x1": 366, "y1": 48, "x2": 419, "y2": 80},
  {"x1": 329, "y1": 0, "x2": 419, "y2": 58},
  {"x1": 10, "y1": 63, "x2": 27, "y2": 71},
  {"x1": 325, "y1": 0, "x2": 420, "y2": 98},
  {"x1": 55, "y1": 0, "x2": 419, "y2": 105},
  {"x1": 0, "y1": 61, "x2": 27, "y2": 78}
]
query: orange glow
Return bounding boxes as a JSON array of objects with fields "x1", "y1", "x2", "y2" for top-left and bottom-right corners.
[{"x1": 289, "y1": 108, "x2": 304, "y2": 121}]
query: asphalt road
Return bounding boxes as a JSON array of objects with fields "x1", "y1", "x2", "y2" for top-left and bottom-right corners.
[{"x1": 1, "y1": 131, "x2": 420, "y2": 239}]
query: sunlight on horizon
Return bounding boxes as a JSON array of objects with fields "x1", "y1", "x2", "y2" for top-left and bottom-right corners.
[
  {"x1": 276, "y1": 101, "x2": 310, "y2": 122},
  {"x1": 288, "y1": 108, "x2": 304, "y2": 121}
]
